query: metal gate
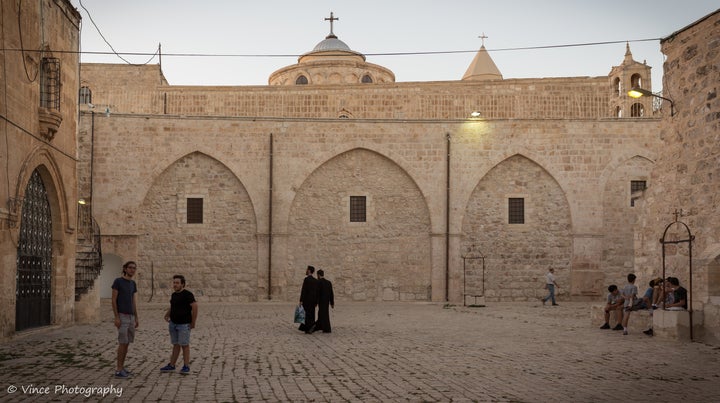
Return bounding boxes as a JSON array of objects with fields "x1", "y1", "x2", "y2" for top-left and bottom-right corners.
[{"x1": 16, "y1": 170, "x2": 53, "y2": 331}]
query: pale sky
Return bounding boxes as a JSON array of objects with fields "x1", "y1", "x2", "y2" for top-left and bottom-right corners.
[{"x1": 71, "y1": 1, "x2": 718, "y2": 90}]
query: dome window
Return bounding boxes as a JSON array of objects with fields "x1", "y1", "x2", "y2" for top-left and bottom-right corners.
[
  {"x1": 295, "y1": 75, "x2": 308, "y2": 85},
  {"x1": 361, "y1": 74, "x2": 373, "y2": 84}
]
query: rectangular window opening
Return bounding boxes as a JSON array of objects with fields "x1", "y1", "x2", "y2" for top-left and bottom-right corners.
[
  {"x1": 187, "y1": 198, "x2": 203, "y2": 224},
  {"x1": 630, "y1": 180, "x2": 647, "y2": 207},
  {"x1": 349, "y1": 196, "x2": 366, "y2": 222},
  {"x1": 630, "y1": 180, "x2": 647, "y2": 193},
  {"x1": 508, "y1": 198, "x2": 525, "y2": 224}
]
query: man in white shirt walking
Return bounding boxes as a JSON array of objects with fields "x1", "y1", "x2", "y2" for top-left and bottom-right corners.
[{"x1": 541, "y1": 268, "x2": 559, "y2": 306}]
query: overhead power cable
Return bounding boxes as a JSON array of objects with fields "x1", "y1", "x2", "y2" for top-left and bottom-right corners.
[
  {"x1": 0, "y1": 37, "x2": 661, "y2": 59},
  {"x1": 78, "y1": 0, "x2": 158, "y2": 65}
]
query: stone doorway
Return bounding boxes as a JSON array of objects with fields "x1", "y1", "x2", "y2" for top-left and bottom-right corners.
[{"x1": 15, "y1": 170, "x2": 53, "y2": 331}]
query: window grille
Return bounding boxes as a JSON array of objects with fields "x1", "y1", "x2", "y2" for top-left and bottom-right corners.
[
  {"x1": 79, "y1": 86, "x2": 92, "y2": 104},
  {"x1": 508, "y1": 198, "x2": 525, "y2": 224},
  {"x1": 187, "y1": 198, "x2": 203, "y2": 224},
  {"x1": 631, "y1": 180, "x2": 647, "y2": 193},
  {"x1": 350, "y1": 196, "x2": 366, "y2": 222},
  {"x1": 40, "y1": 58, "x2": 61, "y2": 110}
]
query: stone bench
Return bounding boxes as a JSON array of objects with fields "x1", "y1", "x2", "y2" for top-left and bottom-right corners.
[
  {"x1": 652, "y1": 309, "x2": 704, "y2": 340},
  {"x1": 590, "y1": 304, "x2": 652, "y2": 330}
]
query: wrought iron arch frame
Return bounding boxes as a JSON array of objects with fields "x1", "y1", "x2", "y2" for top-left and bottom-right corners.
[{"x1": 660, "y1": 219, "x2": 695, "y2": 340}]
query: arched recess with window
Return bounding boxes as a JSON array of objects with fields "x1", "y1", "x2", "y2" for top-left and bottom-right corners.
[
  {"x1": 138, "y1": 151, "x2": 258, "y2": 301},
  {"x1": 295, "y1": 75, "x2": 309, "y2": 85},
  {"x1": 461, "y1": 154, "x2": 572, "y2": 302},
  {"x1": 285, "y1": 148, "x2": 432, "y2": 302},
  {"x1": 600, "y1": 155, "x2": 653, "y2": 284}
]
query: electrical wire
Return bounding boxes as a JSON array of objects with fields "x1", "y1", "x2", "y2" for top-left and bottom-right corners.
[
  {"x1": 77, "y1": 0, "x2": 158, "y2": 66},
  {"x1": 17, "y1": 0, "x2": 39, "y2": 82},
  {"x1": 0, "y1": 37, "x2": 662, "y2": 59}
]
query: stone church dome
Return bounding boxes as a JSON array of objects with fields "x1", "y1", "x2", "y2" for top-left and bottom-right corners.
[
  {"x1": 298, "y1": 33, "x2": 366, "y2": 62},
  {"x1": 268, "y1": 13, "x2": 394, "y2": 85},
  {"x1": 311, "y1": 35, "x2": 353, "y2": 53}
]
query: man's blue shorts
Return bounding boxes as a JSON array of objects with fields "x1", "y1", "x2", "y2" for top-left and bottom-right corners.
[{"x1": 168, "y1": 321, "x2": 191, "y2": 346}]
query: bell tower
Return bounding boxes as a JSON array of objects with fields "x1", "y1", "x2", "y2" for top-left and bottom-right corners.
[{"x1": 609, "y1": 43, "x2": 652, "y2": 117}]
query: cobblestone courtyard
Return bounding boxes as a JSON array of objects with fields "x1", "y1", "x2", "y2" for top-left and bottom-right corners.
[{"x1": 1, "y1": 301, "x2": 719, "y2": 402}]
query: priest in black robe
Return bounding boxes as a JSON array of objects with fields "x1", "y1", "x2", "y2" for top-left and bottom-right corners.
[
  {"x1": 298, "y1": 265, "x2": 319, "y2": 333},
  {"x1": 316, "y1": 269, "x2": 335, "y2": 333}
]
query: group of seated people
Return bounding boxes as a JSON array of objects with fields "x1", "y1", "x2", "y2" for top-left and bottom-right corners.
[{"x1": 600, "y1": 276, "x2": 688, "y2": 336}]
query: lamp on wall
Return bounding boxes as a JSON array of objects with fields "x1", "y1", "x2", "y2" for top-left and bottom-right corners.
[
  {"x1": 628, "y1": 87, "x2": 675, "y2": 116},
  {"x1": 469, "y1": 111, "x2": 482, "y2": 118}
]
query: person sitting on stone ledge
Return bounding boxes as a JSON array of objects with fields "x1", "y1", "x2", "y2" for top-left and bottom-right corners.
[
  {"x1": 651, "y1": 277, "x2": 665, "y2": 309},
  {"x1": 600, "y1": 284, "x2": 624, "y2": 330},
  {"x1": 635, "y1": 279, "x2": 657, "y2": 310},
  {"x1": 665, "y1": 277, "x2": 687, "y2": 311},
  {"x1": 644, "y1": 277, "x2": 687, "y2": 336}
]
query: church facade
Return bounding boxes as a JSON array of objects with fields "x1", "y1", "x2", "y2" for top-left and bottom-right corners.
[
  {"x1": 76, "y1": 21, "x2": 661, "y2": 306},
  {"x1": 4, "y1": 5, "x2": 718, "y2": 344}
]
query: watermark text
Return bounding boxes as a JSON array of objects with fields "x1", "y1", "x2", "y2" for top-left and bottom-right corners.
[{"x1": 6, "y1": 384, "x2": 123, "y2": 398}]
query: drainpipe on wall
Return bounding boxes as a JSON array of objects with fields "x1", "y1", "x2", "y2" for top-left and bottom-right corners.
[
  {"x1": 445, "y1": 132, "x2": 451, "y2": 302},
  {"x1": 268, "y1": 133, "x2": 273, "y2": 300},
  {"x1": 90, "y1": 111, "x2": 95, "y2": 206}
]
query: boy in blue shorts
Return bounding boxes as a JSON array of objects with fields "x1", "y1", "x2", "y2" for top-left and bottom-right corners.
[{"x1": 160, "y1": 275, "x2": 198, "y2": 375}]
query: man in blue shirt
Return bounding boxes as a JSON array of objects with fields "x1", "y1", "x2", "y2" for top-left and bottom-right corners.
[{"x1": 111, "y1": 261, "x2": 139, "y2": 378}]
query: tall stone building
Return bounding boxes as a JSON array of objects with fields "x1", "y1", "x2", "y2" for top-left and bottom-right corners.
[
  {"x1": 635, "y1": 9, "x2": 720, "y2": 343},
  {"x1": 76, "y1": 17, "x2": 663, "y2": 309},
  {"x1": 0, "y1": 0, "x2": 81, "y2": 338}
]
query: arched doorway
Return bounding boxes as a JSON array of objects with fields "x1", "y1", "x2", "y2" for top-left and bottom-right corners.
[{"x1": 16, "y1": 170, "x2": 53, "y2": 331}]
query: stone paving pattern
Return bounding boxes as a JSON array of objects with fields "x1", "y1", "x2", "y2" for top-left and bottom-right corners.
[{"x1": 1, "y1": 301, "x2": 719, "y2": 402}]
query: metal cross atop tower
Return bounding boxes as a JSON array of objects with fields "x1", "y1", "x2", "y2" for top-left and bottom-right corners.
[
  {"x1": 478, "y1": 32, "x2": 488, "y2": 47},
  {"x1": 325, "y1": 12, "x2": 339, "y2": 36}
]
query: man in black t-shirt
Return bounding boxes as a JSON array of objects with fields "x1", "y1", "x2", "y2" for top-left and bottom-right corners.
[
  {"x1": 160, "y1": 275, "x2": 198, "y2": 375},
  {"x1": 666, "y1": 277, "x2": 688, "y2": 310}
]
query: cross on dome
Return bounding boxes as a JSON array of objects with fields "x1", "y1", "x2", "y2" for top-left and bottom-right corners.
[{"x1": 325, "y1": 12, "x2": 339, "y2": 37}]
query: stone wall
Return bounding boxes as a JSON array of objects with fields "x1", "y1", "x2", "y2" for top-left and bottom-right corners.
[
  {"x1": 77, "y1": 101, "x2": 661, "y2": 302},
  {"x1": 78, "y1": 67, "x2": 613, "y2": 120},
  {"x1": 0, "y1": 0, "x2": 80, "y2": 338},
  {"x1": 635, "y1": 10, "x2": 720, "y2": 343}
]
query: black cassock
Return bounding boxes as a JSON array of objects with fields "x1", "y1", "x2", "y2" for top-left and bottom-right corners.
[
  {"x1": 316, "y1": 278, "x2": 335, "y2": 333},
  {"x1": 299, "y1": 274, "x2": 318, "y2": 332}
]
